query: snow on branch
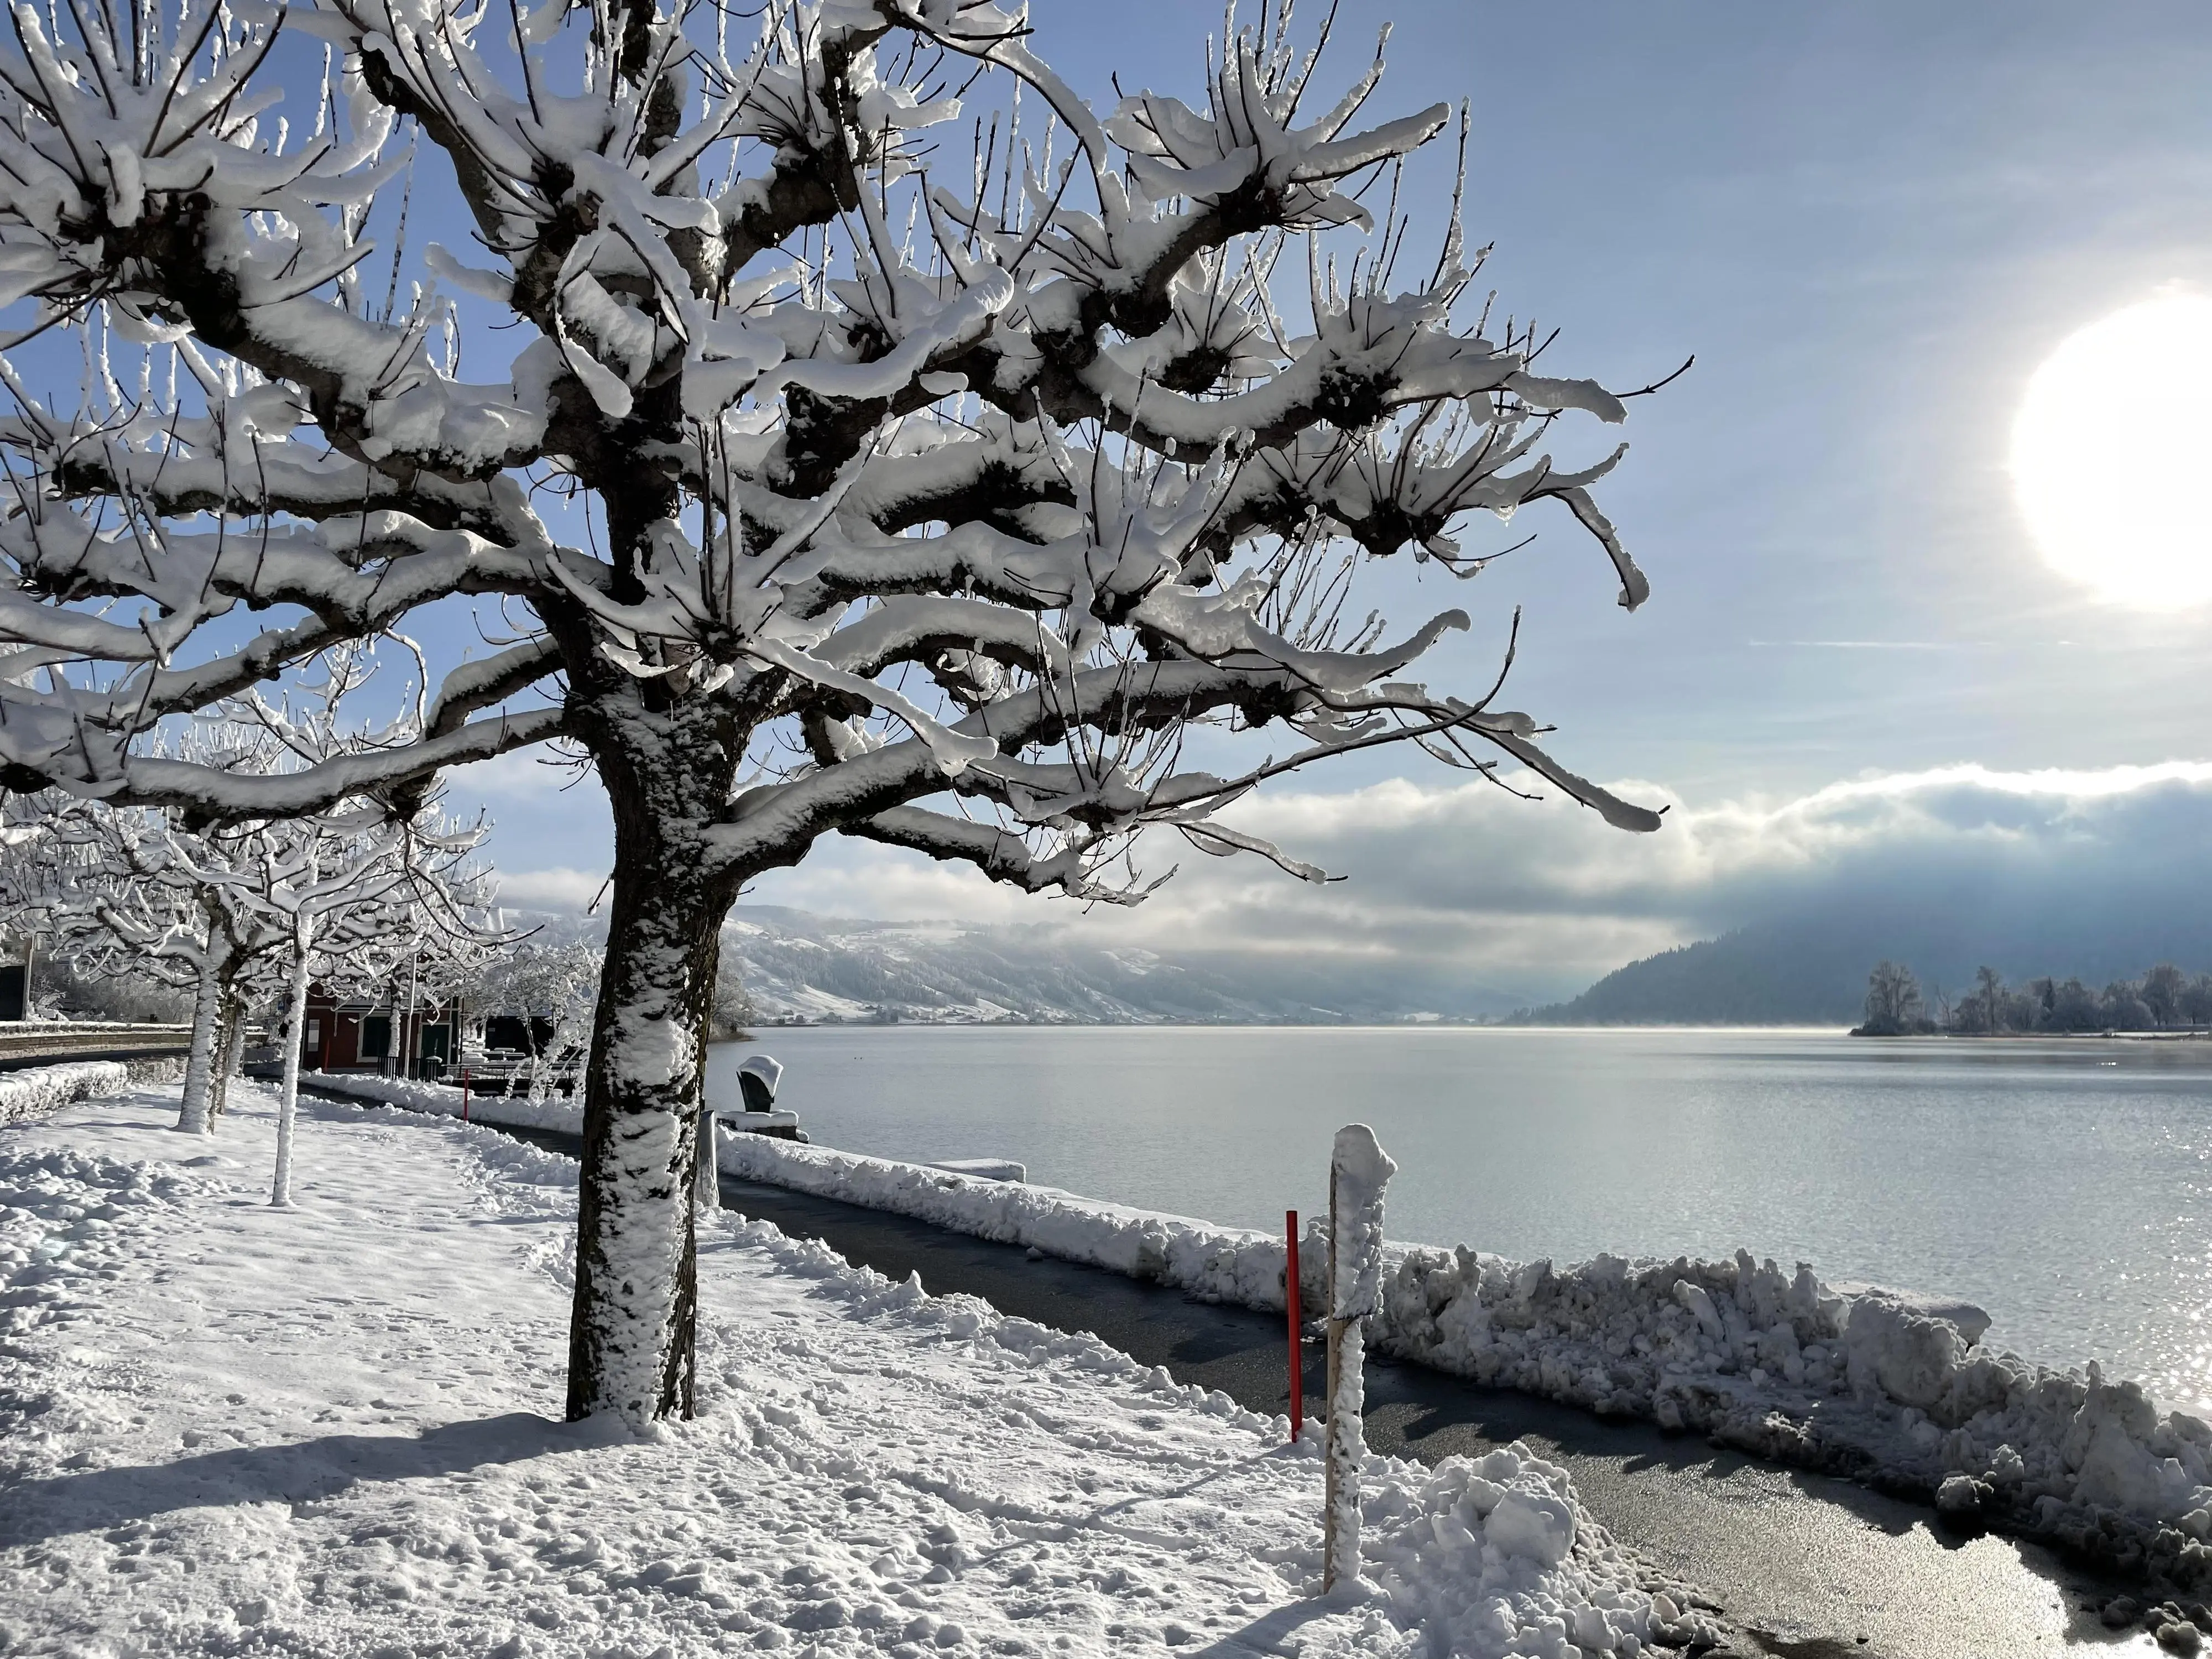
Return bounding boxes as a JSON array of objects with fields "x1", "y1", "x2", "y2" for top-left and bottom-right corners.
[
  {"x1": 0, "y1": 0, "x2": 1666, "y2": 966},
  {"x1": 0, "y1": 0, "x2": 1684, "y2": 1427}
]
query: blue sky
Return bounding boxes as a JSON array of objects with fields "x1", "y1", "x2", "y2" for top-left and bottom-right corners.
[{"x1": 426, "y1": 1, "x2": 2212, "y2": 989}]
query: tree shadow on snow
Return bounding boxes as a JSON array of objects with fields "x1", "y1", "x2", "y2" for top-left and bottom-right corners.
[
  {"x1": 1182, "y1": 1599, "x2": 1337, "y2": 1658},
  {"x1": 964, "y1": 1462, "x2": 1262, "y2": 1576},
  {"x1": 0, "y1": 1411, "x2": 612, "y2": 1547}
]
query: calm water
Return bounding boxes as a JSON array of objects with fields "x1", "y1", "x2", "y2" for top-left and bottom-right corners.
[{"x1": 706, "y1": 1026, "x2": 2212, "y2": 1411}]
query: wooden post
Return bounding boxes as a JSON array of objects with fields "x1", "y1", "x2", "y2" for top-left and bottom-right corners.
[
  {"x1": 1285, "y1": 1209, "x2": 1303, "y2": 1444},
  {"x1": 1319, "y1": 1124, "x2": 1396, "y2": 1597},
  {"x1": 694, "y1": 1108, "x2": 721, "y2": 1212},
  {"x1": 1323, "y1": 1164, "x2": 1344, "y2": 1588}
]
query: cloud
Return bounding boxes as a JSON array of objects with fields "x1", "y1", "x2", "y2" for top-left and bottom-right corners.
[
  {"x1": 448, "y1": 748, "x2": 594, "y2": 801},
  {"x1": 742, "y1": 760, "x2": 2212, "y2": 1000},
  {"x1": 495, "y1": 866, "x2": 608, "y2": 914},
  {"x1": 742, "y1": 849, "x2": 1045, "y2": 930}
]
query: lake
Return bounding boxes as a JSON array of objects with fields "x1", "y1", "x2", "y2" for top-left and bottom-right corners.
[{"x1": 705, "y1": 1026, "x2": 2212, "y2": 1412}]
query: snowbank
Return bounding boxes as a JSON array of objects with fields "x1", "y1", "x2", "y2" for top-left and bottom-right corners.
[
  {"x1": 0, "y1": 1088, "x2": 1724, "y2": 1659},
  {"x1": 719, "y1": 1137, "x2": 2212, "y2": 1586},
  {"x1": 1370, "y1": 1245, "x2": 2212, "y2": 1584},
  {"x1": 295, "y1": 1070, "x2": 585, "y2": 1135},
  {"x1": 927, "y1": 1156, "x2": 1026, "y2": 1181},
  {"x1": 0, "y1": 1061, "x2": 131, "y2": 1126},
  {"x1": 302, "y1": 1071, "x2": 802, "y2": 1144},
  {"x1": 718, "y1": 1132, "x2": 1304, "y2": 1308}
]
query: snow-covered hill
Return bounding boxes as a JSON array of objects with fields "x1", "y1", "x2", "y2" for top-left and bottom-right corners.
[
  {"x1": 495, "y1": 904, "x2": 1537, "y2": 1025},
  {"x1": 718, "y1": 906, "x2": 1528, "y2": 1026}
]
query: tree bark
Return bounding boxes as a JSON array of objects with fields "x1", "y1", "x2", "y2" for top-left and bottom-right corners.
[
  {"x1": 563, "y1": 713, "x2": 741, "y2": 1426},
  {"x1": 401, "y1": 947, "x2": 421, "y2": 1079},
  {"x1": 211, "y1": 979, "x2": 246, "y2": 1120},
  {"x1": 177, "y1": 952, "x2": 222, "y2": 1135},
  {"x1": 272, "y1": 920, "x2": 314, "y2": 1208}
]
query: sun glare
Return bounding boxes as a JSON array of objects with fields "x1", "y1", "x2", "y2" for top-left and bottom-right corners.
[{"x1": 2011, "y1": 293, "x2": 2212, "y2": 609}]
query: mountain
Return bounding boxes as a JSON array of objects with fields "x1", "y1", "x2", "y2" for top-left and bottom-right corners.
[
  {"x1": 498, "y1": 902, "x2": 1540, "y2": 1024},
  {"x1": 1514, "y1": 887, "x2": 2212, "y2": 1026},
  {"x1": 1509, "y1": 928, "x2": 1864, "y2": 1025},
  {"x1": 719, "y1": 906, "x2": 1535, "y2": 1025}
]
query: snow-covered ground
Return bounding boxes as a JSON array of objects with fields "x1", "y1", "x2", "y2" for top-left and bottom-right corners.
[
  {"x1": 1, "y1": 1086, "x2": 1719, "y2": 1658},
  {"x1": 712, "y1": 1138, "x2": 2212, "y2": 1590}
]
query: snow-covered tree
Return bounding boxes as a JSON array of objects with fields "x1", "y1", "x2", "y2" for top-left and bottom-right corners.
[
  {"x1": 0, "y1": 0, "x2": 1666, "y2": 1421},
  {"x1": 478, "y1": 938, "x2": 601, "y2": 1099},
  {"x1": 18, "y1": 790, "x2": 291, "y2": 1130},
  {"x1": 175, "y1": 796, "x2": 491, "y2": 1203},
  {"x1": 1859, "y1": 960, "x2": 1925, "y2": 1036},
  {"x1": 374, "y1": 905, "x2": 501, "y2": 1078}
]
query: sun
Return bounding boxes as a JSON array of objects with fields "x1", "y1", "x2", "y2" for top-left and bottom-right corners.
[{"x1": 2011, "y1": 293, "x2": 2212, "y2": 609}]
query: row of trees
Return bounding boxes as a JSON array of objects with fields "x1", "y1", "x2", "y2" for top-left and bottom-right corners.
[
  {"x1": 0, "y1": 0, "x2": 1666, "y2": 1421},
  {"x1": 1, "y1": 659, "x2": 510, "y2": 1195},
  {"x1": 1858, "y1": 959, "x2": 2212, "y2": 1036}
]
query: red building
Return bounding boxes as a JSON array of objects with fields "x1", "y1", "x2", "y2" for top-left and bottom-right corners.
[{"x1": 299, "y1": 984, "x2": 458, "y2": 1079}]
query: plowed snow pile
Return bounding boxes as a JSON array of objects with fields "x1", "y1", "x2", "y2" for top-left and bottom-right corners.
[
  {"x1": 0, "y1": 1090, "x2": 1717, "y2": 1658},
  {"x1": 713, "y1": 1135, "x2": 2212, "y2": 1587}
]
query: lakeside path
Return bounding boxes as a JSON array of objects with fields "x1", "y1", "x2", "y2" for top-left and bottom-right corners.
[
  {"x1": 685, "y1": 1170, "x2": 2151, "y2": 1659},
  {"x1": 437, "y1": 1114, "x2": 2155, "y2": 1659},
  {"x1": 687, "y1": 1166, "x2": 2156, "y2": 1659},
  {"x1": 280, "y1": 1083, "x2": 2159, "y2": 1659},
  {"x1": 3, "y1": 1087, "x2": 1708, "y2": 1659}
]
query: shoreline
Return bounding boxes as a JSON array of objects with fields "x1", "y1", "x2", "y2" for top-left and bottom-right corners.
[{"x1": 1848, "y1": 1029, "x2": 2212, "y2": 1042}]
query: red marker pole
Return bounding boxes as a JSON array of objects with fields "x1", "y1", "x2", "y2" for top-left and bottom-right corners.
[
  {"x1": 1285, "y1": 1209, "x2": 1303, "y2": 1444},
  {"x1": 460, "y1": 1067, "x2": 471, "y2": 1123}
]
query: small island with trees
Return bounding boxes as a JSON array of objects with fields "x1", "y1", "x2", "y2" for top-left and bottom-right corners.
[{"x1": 1851, "y1": 959, "x2": 2212, "y2": 1036}]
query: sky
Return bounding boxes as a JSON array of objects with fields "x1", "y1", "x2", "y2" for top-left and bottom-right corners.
[{"x1": 444, "y1": 0, "x2": 2212, "y2": 995}]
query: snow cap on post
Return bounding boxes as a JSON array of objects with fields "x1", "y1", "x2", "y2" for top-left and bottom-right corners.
[
  {"x1": 737, "y1": 1053, "x2": 782, "y2": 1114},
  {"x1": 1329, "y1": 1123, "x2": 1396, "y2": 1319}
]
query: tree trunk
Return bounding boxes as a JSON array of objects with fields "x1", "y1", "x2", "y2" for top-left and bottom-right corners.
[
  {"x1": 272, "y1": 921, "x2": 314, "y2": 1208},
  {"x1": 564, "y1": 722, "x2": 739, "y2": 1427},
  {"x1": 211, "y1": 979, "x2": 246, "y2": 1120},
  {"x1": 401, "y1": 947, "x2": 421, "y2": 1079},
  {"x1": 177, "y1": 952, "x2": 222, "y2": 1135}
]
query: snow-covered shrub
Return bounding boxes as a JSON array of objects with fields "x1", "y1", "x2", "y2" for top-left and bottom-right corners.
[{"x1": 0, "y1": 1062, "x2": 131, "y2": 1126}]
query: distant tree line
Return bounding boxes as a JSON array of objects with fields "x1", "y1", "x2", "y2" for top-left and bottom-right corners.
[{"x1": 1853, "y1": 960, "x2": 2212, "y2": 1036}]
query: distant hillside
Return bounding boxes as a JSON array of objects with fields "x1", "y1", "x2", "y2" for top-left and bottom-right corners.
[
  {"x1": 1515, "y1": 884, "x2": 2212, "y2": 1026},
  {"x1": 722, "y1": 907, "x2": 1535, "y2": 1025},
  {"x1": 1509, "y1": 929, "x2": 1864, "y2": 1025},
  {"x1": 502, "y1": 902, "x2": 1541, "y2": 1024}
]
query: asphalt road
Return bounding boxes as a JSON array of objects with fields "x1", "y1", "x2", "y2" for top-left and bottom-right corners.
[{"x1": 456, "y1": 1115, "x2": 2159, "y2": 1659}]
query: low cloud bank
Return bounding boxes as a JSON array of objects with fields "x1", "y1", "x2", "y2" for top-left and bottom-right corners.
[{"x1": 500, "y1": 761, "x2": 2212, "y2": 1007}]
